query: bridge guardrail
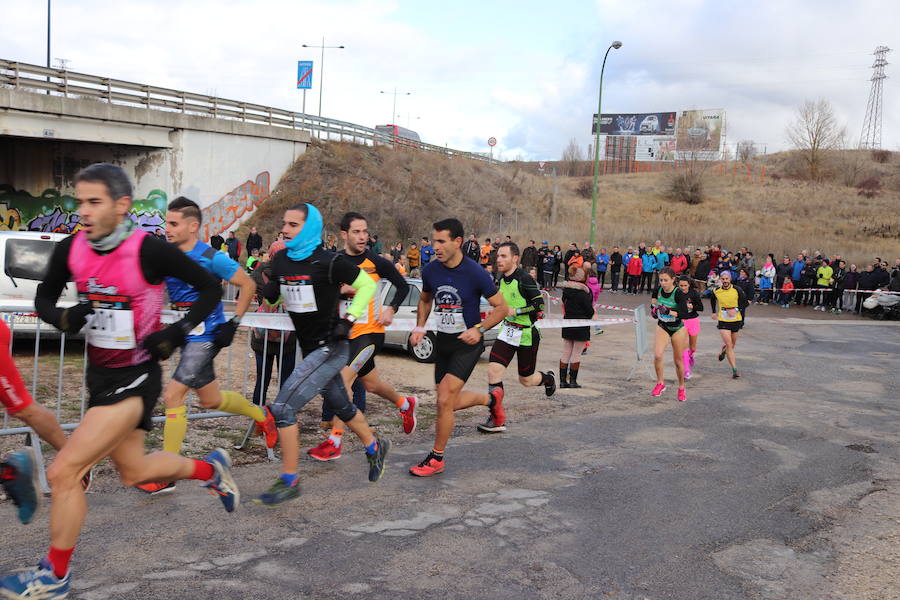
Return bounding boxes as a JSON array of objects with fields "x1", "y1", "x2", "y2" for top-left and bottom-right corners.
[{"x1": 0, "y1": 59, "x2": 496, "y2": 163}]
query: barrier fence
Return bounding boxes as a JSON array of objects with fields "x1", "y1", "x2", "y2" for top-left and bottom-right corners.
[{"x1": 0, "y1": 59, "x2": 495, "y2": 164}]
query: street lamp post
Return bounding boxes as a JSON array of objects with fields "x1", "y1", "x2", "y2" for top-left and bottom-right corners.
[
  {"x1": 589, "y1": 40, "x2": 622, "y2": 247},
  {"x1": 380, "y1": 87, "x2": 411, "y2": 125},
  {"x1": 301, "y1": 38, "x2": 345, "y2": 122}
]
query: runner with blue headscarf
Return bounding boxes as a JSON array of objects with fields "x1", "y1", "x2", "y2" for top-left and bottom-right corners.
[{"x1": 255, "y1": 203, "x2": 390, "y2": 507}]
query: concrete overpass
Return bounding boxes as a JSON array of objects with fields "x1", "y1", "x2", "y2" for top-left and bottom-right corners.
[{"x1": 0, "y1": 60, "x2": 316, "y2": 239}]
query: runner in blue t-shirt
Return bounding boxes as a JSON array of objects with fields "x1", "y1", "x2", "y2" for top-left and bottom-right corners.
[
  {"x1": 138, "y1": 197, "x2": 278, "y2": 495},
  {"x1": 408, "y1": 218, "x2": 508, "y2": 477}
]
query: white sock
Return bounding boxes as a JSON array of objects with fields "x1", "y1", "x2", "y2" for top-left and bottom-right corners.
[
  {"x1": 329, "y1": 434, "x2": 343, "y2": 448},
  {"x1": 398, "y1": 397, "x2": 410, "y2": 412}
]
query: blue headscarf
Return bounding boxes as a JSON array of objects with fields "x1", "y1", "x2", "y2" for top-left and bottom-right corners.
[{"x1": 285, "y1": 203, "x2": 323, "y2": 261}]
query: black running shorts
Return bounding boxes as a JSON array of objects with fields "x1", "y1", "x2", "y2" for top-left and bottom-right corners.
[
  {"x1": 489, "y1": 338, "x2": 540, "y2": 377},
  {"x1": 716, "y1": 321, "x2": 744, "y2": 332},
  {"x1": 434, "y1": 333, "x2": 484, "y2": 384},
  {"x1": 86, "y1": 361, "x2": 162, "y2": 432},
  {"x1": 347, "y1": 333, "x2": 384, "y2": 378}
]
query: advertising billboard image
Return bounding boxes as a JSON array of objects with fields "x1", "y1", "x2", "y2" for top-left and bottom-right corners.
[
  {"x1": 593, "y1": 111, "x2": 677, "y2": 136},
  {"x1": 635, "y1": 137, "x2": 677, "y2": 162},
  {"x1": 675, "y1": 109, "x2": 725, "y2": 154}
]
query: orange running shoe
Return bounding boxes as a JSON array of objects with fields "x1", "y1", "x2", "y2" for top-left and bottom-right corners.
[
  {"x1": 308, "y1": 439, "x2": 342, "y2": 461},
  {"x1": 256, "y1": 406, "x2": 279, "y2": 449},
  {"x1": 399, "y1": 396, "x2": 418, "y2": 434},
  {"x1": 409, "y1": 453, "x2": 445, "y2": 477},
  {"x1": 136, "y1": 482, "x2": 175, "y2": 495}
]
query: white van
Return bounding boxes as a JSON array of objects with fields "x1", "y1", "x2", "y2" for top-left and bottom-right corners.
[{"x1": 0, "y1": 231, "x2": 77, "y2": 334}]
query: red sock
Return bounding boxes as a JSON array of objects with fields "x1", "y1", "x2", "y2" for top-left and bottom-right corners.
[
  {"x1": 189, "y1": 460, "x2": 214, "y2": 481},
  {"x1": 47, "y1": 546, "x2": 74, "y2": 578}
]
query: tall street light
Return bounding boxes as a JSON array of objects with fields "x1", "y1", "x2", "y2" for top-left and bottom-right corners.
[
  {"x1": 301, "y1": 37, "x2": 344, "y2": 118},
  {"x1": 380, "y1": 87, "x2": 411, "y2": 125},
  {"x1": 589, "y1": 40, "x2": 622, "y2": 247}
]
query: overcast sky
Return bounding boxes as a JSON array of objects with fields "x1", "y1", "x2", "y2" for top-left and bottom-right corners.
[{"x1": 3, "y1": 0, "x2": 898, "y2": 159}]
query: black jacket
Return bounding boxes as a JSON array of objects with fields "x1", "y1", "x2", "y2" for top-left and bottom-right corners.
[
  {"x1": 521, "y1": 245, "x2": 539, "y2": 270},
  {"x1": 610, "y1": 252, "x2": 623, "y2": 272},
  {"x1": 694, "y1": 259, "x2": 711, "y2": 282}
]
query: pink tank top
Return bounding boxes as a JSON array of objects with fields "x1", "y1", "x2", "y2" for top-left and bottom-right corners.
[{"x1": 68, "y1": 230, "x2": 163, "y2": 368}]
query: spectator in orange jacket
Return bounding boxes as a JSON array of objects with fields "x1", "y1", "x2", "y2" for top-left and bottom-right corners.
[{"x1": 567, "y1": 249, "x2": 584, "y2": 272}]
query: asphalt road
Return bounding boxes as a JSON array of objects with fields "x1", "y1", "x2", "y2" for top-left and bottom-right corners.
[{"x1": 2, "y1": 313, "x2": 898, "y2": 599}]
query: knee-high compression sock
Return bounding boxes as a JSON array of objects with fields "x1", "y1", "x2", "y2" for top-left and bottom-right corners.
[
  {"x1": 488, "y1": 382, "x2": 504, "y2": 407},
  {"x1": 163, "y1": 406, "x2": 188, "y2": 454},
  {"x1": 47, "y1": 546, "x2": 74, "y2": 578},
  {"x1": 188, "y1": 459, "x2": 214, "y2": 481},
  {"x1": 219, "y1": 390, "x2": 265, "y2": 422}
]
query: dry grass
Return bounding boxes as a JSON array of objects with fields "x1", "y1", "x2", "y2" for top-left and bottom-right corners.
[{"x1": 238, "y1": 143, "x2": 899, "y2": 265}]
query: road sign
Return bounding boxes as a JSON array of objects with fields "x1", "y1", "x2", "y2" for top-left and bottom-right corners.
[
  {"x1": 297, "y1": 61, "x2": 313, "y2": 89},
  {"x1": 488, "y1": 137, "x2": 497, "y2": 147}
]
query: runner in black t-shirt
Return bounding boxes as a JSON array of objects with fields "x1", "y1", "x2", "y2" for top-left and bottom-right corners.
[
  {"x1": 253, "y1": 203, "x2": 390, "y2": 507},
  {"x1": 408, "y1": 218, "x2": 507, "y2": 477}
]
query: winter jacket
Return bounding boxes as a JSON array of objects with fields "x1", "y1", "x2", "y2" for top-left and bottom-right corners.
[
  {"x1": 816, "y1": 265, "x2": 834, "y2": 286},
  {"x1": 406, "y1": 248, "x2": 420, "y2": 268},
  {"x1": 641, "y1": 253, "x2": 656, "y2": 273},
  {"x1": 521, "y1": 245, "x2": 539, "y2": 270},
  {"x1": 656, "y1": 252, "x2": 670, "y2": 269},
  {"x1": 462, "y1": 240, "x2": 481, "y2": 262},
  {"x1": 843, "y1": 270, "x2": 860, "y2": 290},
  {"x1": 586, "y1": 277, "x2": 601, "y2": 304},
  {"x1": 626, "y1": 256, "x2": 643, "y2": 276},
  {"x1": 610, "y1": 251, "x2": 623, "y2": 273},
  {"x1": 420, "y1": 244, "x2": 435, "y2": 265},
  {"x1": 596, "y1": 253, "x2": 609, "y2": 273},
  {"x1": 581, "y1": 247, "x2": 596, "y2": 264},
  {"x1": 775, "y1": 262, "x2": 793, "y2": 282},
  {"x1": 670, "y1": 254, "x2": 688, "y2": 274},
  {"x1": 561, "y1": 281, "x2": 594, "y2": 320},
  {"x1": 792, "y1": 259, "x2": 805, "y2": 281},
  {"x1": 694, "y1": 259, "x2": 711, "y2": 282}
]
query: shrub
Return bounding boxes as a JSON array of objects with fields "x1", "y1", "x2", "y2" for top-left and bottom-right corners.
[
  {"x1": 669, "y1": 172, "x2": 704, "y2": 204},
  {"x1": 857, "y1": 177, "x2": 882, "y2": 198},
  {"x1": 576, "y1": 180, "x2": 593, "y2": 199},
  {"x1": 871, "y1": 149, "x2": 891, "y2": 164}
]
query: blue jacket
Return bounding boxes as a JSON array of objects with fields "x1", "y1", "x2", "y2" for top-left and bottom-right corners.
[
  {"x1": 792, "y1": 259, "x2": 805, "y2": 280},
  {"x1": 641, "y1": 254, "x2": 656, "y2": 273},
  {"x1": 622, "y1": 252, "x2": 633, "y2": 269},
  {"x1": 420, "y1": 244, "x2": 435, "y2": 264},
  {"x1": 596, "y1": 253, "x2": 609, "y2": 272},
  {"x1": 656, "y1": 252, "x2": 669, "y2": 269}
]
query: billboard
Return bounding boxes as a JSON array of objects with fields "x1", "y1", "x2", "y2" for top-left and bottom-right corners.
[
  {"x1": 605, "y1": 135, "x2": 637, "y2": 162},
  {"x1": 593, "y1": 111, "x2": 677, "y2": 136},
  {"x1": 675, "y1": 109, "x2": 724, "y2": 155},
  {"x1": 635, "y1": 137, "x2": 677, "y2": 162}
]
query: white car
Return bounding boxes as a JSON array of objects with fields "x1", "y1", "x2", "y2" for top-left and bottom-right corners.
[
  {"x1": 381, "y1": 278, "x2": 498, "y2": 363},
  {"x1": 640, "y1": 115, "x2": 660, "y2": 134}
]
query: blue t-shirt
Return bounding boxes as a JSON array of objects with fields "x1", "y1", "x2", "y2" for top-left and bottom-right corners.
[
  {"x1": 422, "y1": 255, "x2": 497, "y2": 332},
  {"x1": 166, "y1": 240, "x2": 239, "y2": 342}
]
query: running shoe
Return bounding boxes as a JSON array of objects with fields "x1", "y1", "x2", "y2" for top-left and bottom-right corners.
[
  {"x1": 543, "y1": 371, "x2": 556, "y2": 397},
  {"x1": 732, "y1": 371, "x2": 741, "y2": 379},
  {"x1": 136, "y1": 481, "x2": 176, "y2": 495},
  {"x1": 717, "y1": 346, "x2": 727, "y2": 361},
  {"x1": 203, "y1": 448, "x2": 239, "y2": 513},
  {"x1": 308, "y1": 439, "x2": 342, "y2": 461},
  {"x1": 409, "y1": 453, "x2": 445, "y2": 477},
  {"x1": 253, "y1": 478, "x2": 299, "y2": 507},
  {"x1": 0, "y1": 558, "x2": 69, "y2": 599},
  {"x1": 486, "y1": 386, "x2": 506, "y2": 430},
  {"x1": 255, "y1": 406, "x2": 278, "y2": 449},
  {"x1": 651, "y1": 382, "x2": 667, "y2": 397},
  {"x1": 0, "y1": 448, "x2": 39, "y2": 525},
  {"x1": 366, "y1": 436, "x2": 391, "y2": 483},
  {"x1": 399, "y1": 396, "x2": 418, "y2": 434},
  {"x1": 477, "y1": 416, "x2": 507, "y2": 433},
  {"x1": 684, "y1": 369, "x2": 692, "y2": 380},
  {"x1": 677, "y1": 387, "x2": 687, "y2": 402}
]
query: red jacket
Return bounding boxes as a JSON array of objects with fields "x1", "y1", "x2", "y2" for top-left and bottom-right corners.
[
  {"x1": 626, "y1": 256, "x2": 643, "y2": 276},
  {"x1": 671, "y1": 254, "x2": 688, "y2": 274}
]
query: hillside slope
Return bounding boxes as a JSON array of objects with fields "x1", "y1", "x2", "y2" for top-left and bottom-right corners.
[{"x1": 240, "y1": 143, "x2": 899, "y2": 263}]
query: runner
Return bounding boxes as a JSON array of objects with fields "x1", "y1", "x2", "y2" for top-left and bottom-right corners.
[
  {"x1": 707, "y1": 270, "x2": 748, "y2": 379},
  {"x1": 253, "y1": 203, "x2": 390, "y2": 507},
  {"x1": 307, "y1": 211, "x2": 418, "y2": 461},
  {"x1": 408, "y1": 218, "x2": 507, "y2": 476},
  {"x1": 137, "y1": 197, "x2": 278, "y2": 495},
  {"x1": 478, "y1": 242, "x2": 555, "y2": 433},
  {"x1": 0, "y1": 163, "x2": 238, "y2": 599},
  {"x1": 677, "y1": 275, "x2": 704, "y2": 380},
  {"x1": 650, "y1": 267, "x2": 690, "y2": 401},
  {"x1": 0, "y1": 319, "x2": 69, "y2": 525}
]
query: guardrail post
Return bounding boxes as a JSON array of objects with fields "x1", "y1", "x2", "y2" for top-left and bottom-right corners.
[
  {"x1": 180, "y1": 91, "x2": 186, "y2": 114},
  {"x1": 13, "y1": 62, "x2": 20, "y2": 88}
]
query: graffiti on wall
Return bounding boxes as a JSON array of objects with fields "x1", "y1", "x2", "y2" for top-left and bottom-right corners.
[
  {"x1": 200, "y1": 172, "x2": 270, "y2": 241},
  {"x1": 0, "y1": 171, "x2": 270, "y2": 239},
  {"x1": 0, "y1": 185, "x2": 167, "y2": 235}
]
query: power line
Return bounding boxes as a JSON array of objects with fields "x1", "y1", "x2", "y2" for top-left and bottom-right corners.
[{"x1": 858, "y1": 45, "x2": 890, "y2": 149}]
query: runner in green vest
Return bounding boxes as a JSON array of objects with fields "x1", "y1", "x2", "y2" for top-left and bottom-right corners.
[{"x1": 478, "y1": 242, "x2": 556, "y2": 433}]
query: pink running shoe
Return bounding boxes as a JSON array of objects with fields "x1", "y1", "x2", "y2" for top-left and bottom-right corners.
[
  {"x1": 651, "y1": 382, "x2": 666, "y2": 396},
  {"x1": 677, "y1": 387, "x2": 687, "y2": 402}
]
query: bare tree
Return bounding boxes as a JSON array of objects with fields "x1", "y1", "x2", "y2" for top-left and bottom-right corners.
[
  {"x1": 560, "y1": 137, "x2": 584, "y2": 176},
  {"x1": 786, "y1": 99, "x2": 845, "y2": 181},
  {"x1": 736, "y1": 140, "x2": 757, "y2": 162}
]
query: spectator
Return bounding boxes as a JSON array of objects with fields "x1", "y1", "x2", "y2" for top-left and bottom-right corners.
[
  {"x1": 563, "y1": 243, "x2": 578, "y2": 279},
  {"x1": 225, "y1": 230, "x2": 241, "y2": 261},
  {"x1": 521, "y1": 240, "x2": 539, "y2": 271},
  {"x1": 626, "y1": 251, "x2": 643, "y2": 295},
  {"x1": 552, "y1": 244, "x2": 563, "y2": 288},
  {"x1": 640, "y1": 251, "x2": 656, "y2": 293},
  {"x1": 541, "y1": 246, "x2": 557, "y2": 290},
  {"x1": 780, "y1": 278, "x2": 794, "y2": 308},
  {"x1": 827, "y1": 260, "x2": 847, "y2": 313},
  {"x1": 480, "y1": 237, "x2": 493, "y2": 268},
  {"x1": 791, "y1": 253, "x2": 807, "y2": 304},
  {"x1": 246, "y1": 226, "x2": 262, "y2": 257},
  {"x1": 735, "y1": 268, "x2": 755, "y2": 312},
  {"x1": 390, "y1": 241, "x2": 403, "y2": 263},
  {"x1": 609, "y1": 246, "x2": 623, "y2": 293},
  {"x1": 758, "y1": 257, "x2": 776, "y2": 304},
  {"x1": 670, "y1": 248, "x2": 688, "y2": 275},
  {"x1": 581, "y1": 242, "x2": 596, "y2": 265},
  {"x1": 324, "y1": 234, "x2": 337, "y2": 252},
  {"x1": 843, "y1": 264, "x2": 860, "y2": 310},
  {"x1": 596, "y1": 248, "x2": 610, "y2": 289},
  {"x1": 209, "y1": 232, "x2": 225, "y2": 253},
  {"x1": 708, "y1": 244, "x2": 722, "y2": 267},
  {"x1": 395, "y1": 254, "x2": 407, "y2": 276},
  {"x1": 420, "y1": 236, "x2": 434, "y2": 265},
  {"x1": 537, "y1": 242, "x2": 553, "y2": 287},
  {"x1": 371, "y1": 234, "x2": 382, "y2": 255},
  {"x1": 406, "y1": 242, "x2": 420, "y2": 277},
  {"x1": 814, "y1": 259, "x2": 833, "y2": 310},
  {"x1": 856, "y1": 265, "x2": 878, "y2": 314},
  {"x1": 799, "y1": 258, "x2": 818, "y2": 305},
  {"x1": 694, "y1": 253, "x2": 711, "y2": 291},
  {"x1": 462, "y1": 234, "x2": 481, "y2": 262},
  {"x1": 621, "y1": 247, "x2": 635, "y2": 293},
  {"x1": 568, "y1": 248, "x2": 584, "y2": 272},
  {"x1": 245, "y1": 247, "x2": 261, "y2": 272}
]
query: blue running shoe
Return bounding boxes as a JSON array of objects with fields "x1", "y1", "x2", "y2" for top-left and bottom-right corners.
[
  {"x1": 0, "y1": 558, "x2": 69, "y2": 599},
  {"x1": 1, "y1": 448, "x2": 40, "y2": 525},
  {"x1": 203, "y1": 448, "x2": 239, "y2": 512}
]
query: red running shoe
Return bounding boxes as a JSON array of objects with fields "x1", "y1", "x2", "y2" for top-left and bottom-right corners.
[
  {"x1": 399, "y1": 396, "x2": 418, "y2": 434},
  {"x1": 651, "y1": 382, "x2": 666, "y2": 397},
  {"x1": 487, "y1": 386, "x2": 506, "y2": 429},
  {"x1": 409, "y1": 453, "x2": 445, "y2": 477},
  {"x1": 308, "y1": 439, "x2": 342, "y2": 461},
  {"x1": 677, "y1": 387, "x2": 687, "y2": 402},
  {"x1": 137, "y1": 481, "x2": 176, "y2": 495},
  {"x1": 256, "y1": 406, "x2": 279, "y2": 449}
]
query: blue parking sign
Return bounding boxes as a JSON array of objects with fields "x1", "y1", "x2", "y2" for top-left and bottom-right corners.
[{"x1": 297, "y1": 61, "x2": 313, "y2": 89}]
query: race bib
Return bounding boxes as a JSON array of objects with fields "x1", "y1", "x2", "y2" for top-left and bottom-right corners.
[
  {"x1": 720, "y1": 307, "x2": 738, "y2": 321},
  {"x1": 84, "y1": 293, "x2": 135, "y2": 349},
  {"x1": 498, "y1": 321, "x2": 523, "y2": 346},
  {"x1": 658, "y1": 309, "x2": 676, "y2": 323},
  {"x1": 171, "y1": 302, "x2": 206, "y2": 336},
  {"x1": 281, "y1": 282, "x2": 317, "y2": 313},
  {"x1": 435, "y1": 305, "x2": 466, "y2": 333},
  {"x1": 339, "y1": 299, "x2": 368, "y2": 324}
]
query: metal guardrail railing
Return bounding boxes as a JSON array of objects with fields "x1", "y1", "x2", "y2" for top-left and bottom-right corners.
[{"x1": 0, "y1": 59, "x2": 497, "y2": 163}]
